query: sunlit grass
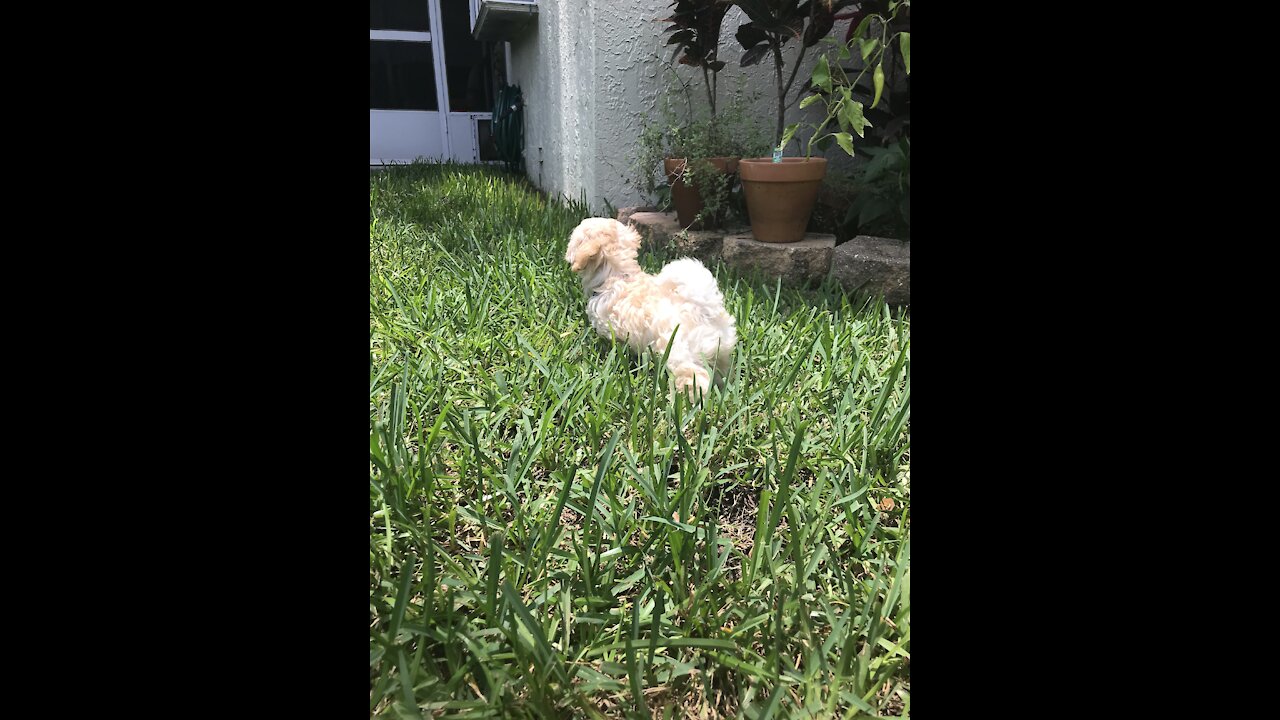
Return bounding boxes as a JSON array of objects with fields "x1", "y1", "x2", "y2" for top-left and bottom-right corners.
[{"x1": 371, "y1": 162, "x2": 910, "y2": 718}]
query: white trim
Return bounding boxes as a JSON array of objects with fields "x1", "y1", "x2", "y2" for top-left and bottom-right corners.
[
  {"x1": 371, "y1": 1, "x2": 492, "y2": 165},
  {"x1": 369, "y1": 30, "x2": 431, "y2": 43},
  {"x1": 449, "y1": 113, "x2": 492, "y2": 164},
  {"x1": 505, "y1": 42, "x2": 512, "y2": 85},
  {"x1": 426, "y1": 0, "x2": 450, "y2": 152},
  {"x1": 371, "y1": 110, "x2": 448, "y2": 161}
]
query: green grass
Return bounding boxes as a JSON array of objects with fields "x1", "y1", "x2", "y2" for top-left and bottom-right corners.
[{"x1": 370, "y1": 163, "x2": 910, "y2": 719}]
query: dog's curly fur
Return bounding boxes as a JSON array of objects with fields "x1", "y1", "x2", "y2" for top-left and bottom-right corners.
[{"x1": 565, "y1": 218, "x2": 736, "y2": 398}]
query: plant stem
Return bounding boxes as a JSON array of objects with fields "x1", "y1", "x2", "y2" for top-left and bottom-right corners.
[
  {"x1": 701, "y1": 66, "x2": 716, "y2": 119},
  {"x1": 771, "y1": 1, "x2": 816, "y2": 151},
  {"x1": 806, "y1": 112, "x2": 833, "y2": 160},
  {"x1": 772, "y1": 41, "x2": 786, "y2": 147},
  {"x1": 781, "y1": 42, "x2": 808, "y2": 112}
]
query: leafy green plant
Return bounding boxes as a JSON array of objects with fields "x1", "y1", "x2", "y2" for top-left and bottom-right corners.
[
  {"x1": 780, "y1": 0, "x2": 911, "y2": 159},
  {"x1": 779, "y1": 2, "x2": 911, "y2": 239},
  {"x1": 642, "y1": 2, "x2": 775, "y2": 228},
  {"x1": 844, "y1": 136, "x2": 910, "y2": 238},
  {"x1": 633, "y1": 76, "x2": 769, "y2": 227},
  {"x1": 732, "y1": 0, "x2": 857, "y2": 146},
  {"x1": 836, "y1": 0, "x2": 911, "y2": 148}
]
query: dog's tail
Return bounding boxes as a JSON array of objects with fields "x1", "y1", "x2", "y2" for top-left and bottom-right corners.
[{"x1": 655, "y1": 259, "x2": 726, "y2": 311}]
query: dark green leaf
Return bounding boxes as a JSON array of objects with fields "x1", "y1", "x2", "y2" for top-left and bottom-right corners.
[
  {"x1": 502, "y1": 580, "x2": 572, "y2": 686},
  {"x1": 741, "y1": 44, "x2": 771, "y2": 67},
  {"x1": 844, "y1": 196, "x2": 867, "y2": 227},
  {"x1": 397, "y1": 648, "x2": 423, "y2": 719},
  {"x1": 735, "y1": 0, "x2": 777, "y2": 27},
  {"x1": 862, "y1": 151, "x2": 893, "y2": 183},
  {"x1": 803, "y1": 8, "x2": 836, "y2": 47},
  {"x1": 627, "y1": 608, "x2": 648, "y2": 717},
  {"x1": 735, "y1": 23, "x2": 769, "y2": 50},
  {"x1": 388, "y1": 556, "x2": 416, "y2": 641},
  {"x1": 759, "y1": 683, "x2": 785, "y2": 720},
  {"x1": 485, "y1": 530, "x2": 504, "y2": 623},
  {"x1": 860, "y1": 198, "x2": 892, "y2": 227},
  {"x1": 585, "y1": 432, "x2": 622, "y2": 535}
]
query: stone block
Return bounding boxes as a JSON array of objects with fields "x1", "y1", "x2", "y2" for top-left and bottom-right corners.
[
  {"x1": 628, "y1": 211, "x2": 683, "y2": 252},
  {"x1": 829, "y1": 235, "x2": 910, "y2": 307},
  {"x1": 721, "y1": 234, "x2": 836, "y2": 286},
  {"x1": 616, "y1": 205, "x2": 658, "y2": 227}
]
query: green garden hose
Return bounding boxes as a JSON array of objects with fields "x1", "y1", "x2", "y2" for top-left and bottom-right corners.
[{"x1": 492, "y1": 84, "x2": 524, "y2": 173}]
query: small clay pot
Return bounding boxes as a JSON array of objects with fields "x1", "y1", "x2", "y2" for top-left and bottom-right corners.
[{"x1": 664, "y1": 157, "x2": 740, "y2": 230}]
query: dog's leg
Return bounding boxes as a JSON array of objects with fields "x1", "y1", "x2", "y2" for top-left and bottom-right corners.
[
  {"x1": 712, "y1": 341, "x2": 733, "y2": 388},
  {"x1": 666, "y1": 341, "x2": 711, "y2": 400}
]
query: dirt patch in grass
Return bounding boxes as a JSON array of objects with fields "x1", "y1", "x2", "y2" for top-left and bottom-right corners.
[
  {"x1": 560, "y1": 507, "x2": 583, "y2": 529},
  {"x1": 881, "y1": 673, "x2": 910, "y2": 716},
  {"x1": 707, "y1": 482, "x2": 761, "y2": 570},
  {"x1": 644, "y1": 670, "x2": 740, "y2": 720}
]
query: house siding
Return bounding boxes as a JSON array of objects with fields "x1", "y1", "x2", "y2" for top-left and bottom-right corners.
[{"x1": 508, "y1": 1, "x2": 848, "y2": 213}]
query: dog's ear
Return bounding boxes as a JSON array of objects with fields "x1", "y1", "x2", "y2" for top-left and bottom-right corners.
[
  {"x1": 614, "y1": 220, "x2": 642, "y2": 256},
  {"x1": 566, "y1": 219, "x2": 610, "y2": 272}
]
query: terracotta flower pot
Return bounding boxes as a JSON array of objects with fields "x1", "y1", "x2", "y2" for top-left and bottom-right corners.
[
  {"x1": 739, "y1": 157, "x2": 828, "y2": 243},
  {"x1": 665, "y1": 157, "x2": 740, "y2": 230}
]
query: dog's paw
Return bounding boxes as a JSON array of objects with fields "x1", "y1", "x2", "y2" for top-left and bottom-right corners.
[{"x1": 671, "y1": 368, "x2": 711, "y2": 403}]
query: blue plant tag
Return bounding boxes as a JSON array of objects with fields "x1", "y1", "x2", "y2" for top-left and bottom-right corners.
[{"x1": 772, "y1": 147, "x2": 783, "y2": 163}]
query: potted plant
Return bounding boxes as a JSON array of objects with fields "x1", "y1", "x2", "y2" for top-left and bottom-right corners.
[
  {"x1": 641, "y1": 0, "x2": 760, "y2": 230},
  {"x1": 635, "y1": 85, "x2": 769, "y2": 230},
  {"x1": 731, "y1": 0, "x2": 856, "y2": 242}
]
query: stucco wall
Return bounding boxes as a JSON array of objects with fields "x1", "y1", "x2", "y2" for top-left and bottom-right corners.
[{"x1": 509, "y1": 0, "x2": 853, "y2": 212}]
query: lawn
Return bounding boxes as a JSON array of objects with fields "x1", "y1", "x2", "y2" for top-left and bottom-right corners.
[{"x1": 370, "y1": 163, "x2": 911, "y2": 719}]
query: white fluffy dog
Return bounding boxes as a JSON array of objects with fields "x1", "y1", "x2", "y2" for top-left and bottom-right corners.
[{"x1": 565, "y1": 218, "x2": 736, "y2": 398}]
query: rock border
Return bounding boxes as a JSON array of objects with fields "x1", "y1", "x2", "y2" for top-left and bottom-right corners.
[{"x1": 617, "y1": 209, "x2": 910, "y2": 306}]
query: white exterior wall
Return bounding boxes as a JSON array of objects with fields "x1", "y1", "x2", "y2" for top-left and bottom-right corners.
[{"x1": 509, "y1": 0, "x2": 853, "y2": 212}]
